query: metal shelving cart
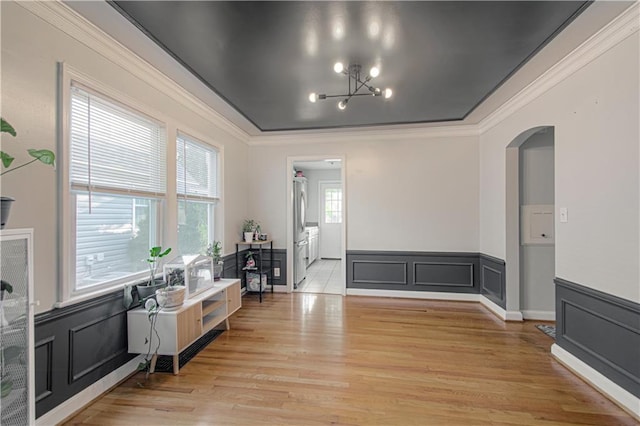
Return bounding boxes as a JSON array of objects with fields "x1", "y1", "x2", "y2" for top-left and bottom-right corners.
[{"x1": 235, "y1": 240, "x2": 273, "y2": 303}]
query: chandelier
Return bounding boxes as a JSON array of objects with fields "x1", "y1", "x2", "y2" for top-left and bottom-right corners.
[{"x1": 308, "y1": 62, "x2": 393, "y2": 111}]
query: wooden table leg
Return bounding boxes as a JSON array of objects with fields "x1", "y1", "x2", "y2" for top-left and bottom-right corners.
[
  {"x1": 149, "y1": 354, "x2": 158, "y2": 373},
  {"x1": 173, "y1": 355, "x2": 179, "y2": 375}
]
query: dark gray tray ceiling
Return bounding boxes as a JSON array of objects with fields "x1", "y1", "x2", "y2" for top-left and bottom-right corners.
[{"x1": 111, "y1": 1, "x2": 590, "y2": 131}]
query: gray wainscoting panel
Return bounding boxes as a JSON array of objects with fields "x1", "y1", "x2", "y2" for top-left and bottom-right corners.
[
  {"x1": 556, "y1": 278, "x2": 640, "y2": 398},
  {"x1": 34, "y1": 291, "x2": 135, "y2": 418},
  {"x1": 352, "y1": 260, "x2": 408, "y2": 285},
  {"x1": 34, "y1": 336, "x2": 54, "y2": 403},
  {"x1": 347, "y1": 251, "x2": 480, "y2": 293},
  {"x1": 479, "y1": 254, "x2": 506, "y2": 308},
  {"x1": 414, "y1": 262, "x2": 474, "y2": 288}
]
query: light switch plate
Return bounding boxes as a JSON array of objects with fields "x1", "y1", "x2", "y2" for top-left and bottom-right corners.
[
  {"x1": 560, "y1": 207, "x2": 568, "y2": 223},
  {"x1": 274, "y1": 267, "x2": 280, "y2": 277}
]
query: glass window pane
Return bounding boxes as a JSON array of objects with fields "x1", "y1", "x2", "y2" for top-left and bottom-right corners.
[
  {"x1": 178, "y1": 199, "x2": 213, "y2": 255},
  {"x1": 324, "y1": 187, "x2": 343, "y2": 224},
  {"x1": 75, "y1": 192, "x2": 158, "y2": 290}
]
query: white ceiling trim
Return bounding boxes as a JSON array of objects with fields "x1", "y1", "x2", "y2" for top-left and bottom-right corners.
[
  {"x1": 18, "y1": 0, "x2": 251, "y2": 144},
  {"x1": 248, "y1": 124, "x2": 480, "y2": 146},
  {"x1": 478, "y1": 2, "x2": 639, "y2": 134}
]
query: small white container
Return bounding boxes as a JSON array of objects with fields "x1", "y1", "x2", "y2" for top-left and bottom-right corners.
[{"x1": 156, "y1": 285, "x2": 186, "y2": 309}]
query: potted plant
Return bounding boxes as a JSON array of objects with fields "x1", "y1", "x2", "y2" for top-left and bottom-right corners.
[
  {"x1": 0, "y1": 118, "x2": 56, "y2": 229},
  {"x1": 156, "y1": 268, "x2": 186, "y2": 309},
  {"x1": 207, "y1": 241, "x2": 224, "y2": 281},
  {"x1": 135, "y1": 246, "x2": 171, "y2": 301},
  {"x1": 242, "y1": 219, "x2": 258, "y2": 243}
]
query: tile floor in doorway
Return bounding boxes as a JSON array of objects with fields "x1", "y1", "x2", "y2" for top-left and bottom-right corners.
[{"x1": 296, "y1": 259, "x2": 343, "y2": 294}]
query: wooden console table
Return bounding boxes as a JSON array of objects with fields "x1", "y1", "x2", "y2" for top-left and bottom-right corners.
[{"x1": 127, "y1": 278, "x2": 241, "y2": 374}]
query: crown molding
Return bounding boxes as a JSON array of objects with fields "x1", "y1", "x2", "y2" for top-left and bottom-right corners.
[
  {"x1": 17, "y1": 1, "x2": 251, "y2": 144},
  {"x1": 248, "y1": 124, "x2": 480, "y2": 146},
  {"x1": 478, "y1": 2, "x2": 639, "y2": 134}
]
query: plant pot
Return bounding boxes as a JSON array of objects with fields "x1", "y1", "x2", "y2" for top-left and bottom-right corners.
[
  {"x1": 156, "y1": 285, "x2": 186, "y2": 309},
  {"x1": 136, "y1": 279, "x2": 166, "y2": 301},
  {"x1": 213, "y1": 261, "x2": 223, "y2": 281},
  {"x1": 0, "y1": 197, "x2": 15, "y2": 229},
  {"x1": 243, "y1": 232, "x2": 253, "y2": 243}
]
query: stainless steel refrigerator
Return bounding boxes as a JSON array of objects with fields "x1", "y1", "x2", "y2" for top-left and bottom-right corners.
[{"x1": 293, "y1": 177, "x2": 307, "y2": 288}]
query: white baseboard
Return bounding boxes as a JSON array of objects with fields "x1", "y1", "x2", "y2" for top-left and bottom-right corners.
[
  {"x1": 551, "y1": 344, "x2": 640, "y2": 420},
  {"x1": 346, "y1": 288, "x2": 481, "y2": 302},
  {"x1": 479, "y1": 296, "x2": 523, "y2": 321},
  {"x1": 36, "y1": 355, "x2": 144, "y2": 426},
  {"x1": 522, "y1": 310, "x2": 556, "y2": 321}
]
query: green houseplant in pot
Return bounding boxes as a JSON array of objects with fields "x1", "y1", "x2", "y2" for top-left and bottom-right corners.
[
  {"x1": 242, "y1": 219, "x2": 257, "y2": 243},
  {"x1": 0, "y1": 118, "x2": 55, "y2": 229},
  {"x1": 136, "y1": 246, "x2": 171, "y2": 301},
  {"x1": 207, "y1": 241, "x2": 223, "y2": 281}
]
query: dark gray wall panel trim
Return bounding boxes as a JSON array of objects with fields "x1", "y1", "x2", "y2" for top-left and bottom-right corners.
[
  {"x1": 68, "y1": 312, "x2": 128, "y2": 383},
  {"x1": 346, "y1": 251, "x2": 481, "y2": 293},
  {"x1": 555, "y1": 278, "x2": 640, "y2": 398},
  {"x1": 414, "y1": 262, "x2": 474, "y2": 287},
  {"x1": 34, "y1": 290, "x2": 135, "y2": 418},
  {"x1": 34, "y1": 336, "x2": 54, "y2": 403},
  {"x1": 349, "y1": 250, "x2": 479, "y2": 258},
  {"x1": 352, "y1": 260, "x2": 408, "y2": 285},
  {"x1": 479, "y1": 255, "x2": 506, "y2": 308},
  {"x1": 479, "y1": 253, "x2": 506, "y2": 265}
]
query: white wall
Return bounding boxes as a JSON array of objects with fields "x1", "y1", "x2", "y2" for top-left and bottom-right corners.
[
  {"x1": 520, "y1": 131, "x2": 555, "y2": 313},
  {"x1": 0, "y1": 3, "x2": 249, "y2": 312},
  {"x1": 296, "y1": 168, "x2": 341, "y2": 225},
  {"x1": 480, "y1": 32, "x2": 639, "y2": 303},
  {"x1": 249, "y1": 135, "x2": 479, "y2": 252}
]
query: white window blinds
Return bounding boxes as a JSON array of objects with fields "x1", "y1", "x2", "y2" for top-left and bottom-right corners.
[
  {"x1": 177, "y1": 133, "x2": 218, "y2": 200},
  {"x1": 70, "y1": 84, "x2": 167, "y2": 196}
]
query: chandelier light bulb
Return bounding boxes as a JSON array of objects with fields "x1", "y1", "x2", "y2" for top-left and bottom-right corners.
[
  {"x1": 334, "y1": 62, "x2": 344, "y2": 74},
  {"x1": 338, "y1": 99, "x2": 348, "y2": 110},
  {"x1": 384, "y1": 88, "x2": 393, "y2": 99},
  {"x1": 309, "y1": 92, "x2": 317, "y2": 103},
  {"x1": 369, "y1": 66, "x2": 380, "y2": 78}
]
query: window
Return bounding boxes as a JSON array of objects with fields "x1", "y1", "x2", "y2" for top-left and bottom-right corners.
[
  {"x1": 176, "y1": 133, "x2": 219, "y2": 255},
  {"x1": 324, "y1": 188, "x2": 342, "y2": 224},
  {"x1": 68, "y1": 83, "x2": 166, "y2": 296}
]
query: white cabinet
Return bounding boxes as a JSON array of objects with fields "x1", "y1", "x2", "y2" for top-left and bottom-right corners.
[
  {"x1": 0, "y1": 229, "x2": 34, "y2": 426},
  {"x1": 127, "y1": 279, "x2": 241, "y2": 374},
  {"x1": 307, "y1": 227, "x2": 319, "y2": 266}
]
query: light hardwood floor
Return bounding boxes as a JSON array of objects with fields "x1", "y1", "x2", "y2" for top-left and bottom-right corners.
[{"x1": 65, "y1": 293, "x2": 636, "y2": 425}]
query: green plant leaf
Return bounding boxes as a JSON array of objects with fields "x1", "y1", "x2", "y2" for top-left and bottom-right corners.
[
  {"x1": 0, "y1": 151, "x2": 14, "y2": 168},
  {"x1": 1, "y1": 280, "x2": 13, "y2": 294},
  {"x1": 2, "y1": 346, "x2": 22, "y2": 363},
  {"x1": 27, "y1": 149, "x2": 56, "y2": 166},
  {"x1": 1, "y1": 378, "x2": 13, "y2": 398},
  {"x1": 1, "y1": 118, "x2": 17, "y2": 137}
]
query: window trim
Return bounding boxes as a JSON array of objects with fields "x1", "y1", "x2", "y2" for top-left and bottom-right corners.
[
  {"x1": 175, "y1": 129, "x2": 223, "y2": 255},
  {"x1": 58, "y1": 63, "x2": 170, "y2": 308}
]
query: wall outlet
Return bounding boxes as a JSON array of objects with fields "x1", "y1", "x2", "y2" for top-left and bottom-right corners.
[{"x1": 274, "y1": 267, "x2": 280, "y2": 277}]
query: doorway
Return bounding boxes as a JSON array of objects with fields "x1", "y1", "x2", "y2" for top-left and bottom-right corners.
[
  {"x1": 505, "y1": 126, "x2": 556, "y2": 320},
  {"x1": 287, "y1": 157, "x2": 345, "y2": 295}
]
